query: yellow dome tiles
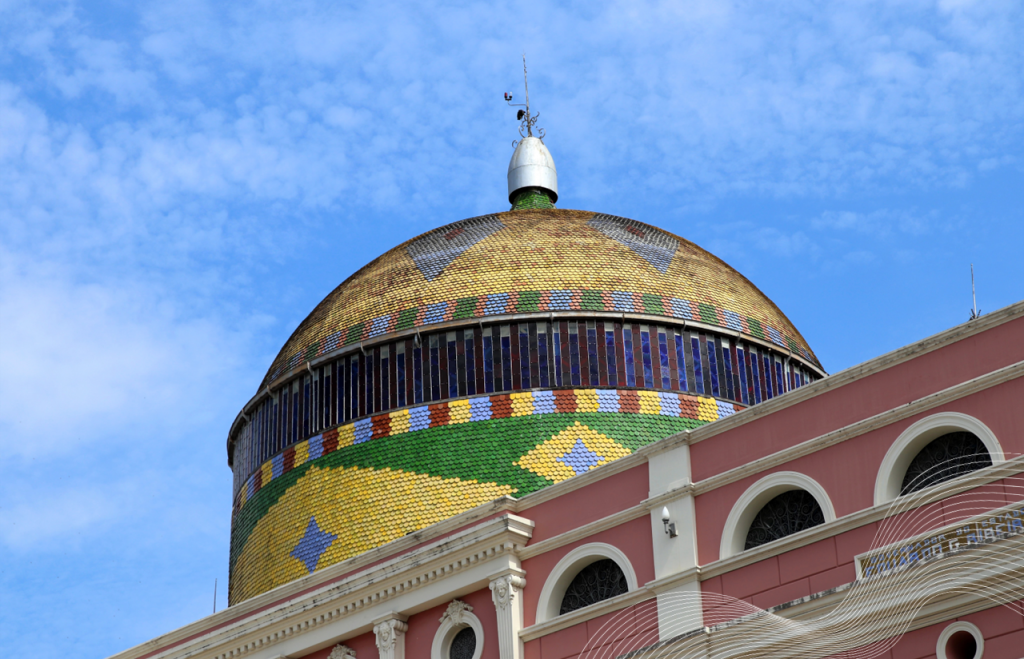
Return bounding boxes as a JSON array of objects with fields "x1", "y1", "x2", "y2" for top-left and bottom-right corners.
[
  {"x1": 260, "y1": 209, "x2": 819, "y2": 387},
  {"x1": 231, "y1": 463, "x2": 515, "y2": 603},
  {"x1": 515, "y1": 422, "x2": 632, "y2": 483}
]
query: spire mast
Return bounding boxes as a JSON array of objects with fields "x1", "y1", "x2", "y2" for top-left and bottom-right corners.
[{"x1": 523, "y1": 54, "x2": 532, "y2": 137}]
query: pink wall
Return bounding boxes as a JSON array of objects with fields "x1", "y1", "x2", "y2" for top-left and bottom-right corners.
[
  {"x1": 694, "y1": 378, "x2": 1024, "y2": 565},
  {"x1": 518, "y1": 464, "x2": 649, "y2": 545},
  {"x1": 842, "y1": 600, "x2": 1024, "y2": 659},
  {"x1": 690, "y1": 315, "x2": 1024, "y2": 483},
  {"x1": 526, "y1": 599, "x2": 659, "y2": 659}
]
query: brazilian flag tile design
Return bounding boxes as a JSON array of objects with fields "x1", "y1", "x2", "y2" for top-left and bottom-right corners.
[{"x1": 229, "y1": 388, "x2": 736, "y2": 604}]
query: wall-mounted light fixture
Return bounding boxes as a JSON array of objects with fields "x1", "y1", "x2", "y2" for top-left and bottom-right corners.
[{"x1": 661, "y1": 507, "x2": 678, "y2": 538}]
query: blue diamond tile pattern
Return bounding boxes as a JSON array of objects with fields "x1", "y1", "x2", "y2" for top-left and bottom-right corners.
[
  {"x1": 557, "y1": 438, "x2": 605, "y2": 476},
  {"x1": 290, "y1": 516, "x2": 337, "y2": 574},
  {"x1": 406, "y1": 215, "x2": 505, "y2": 281},
  {"x1": 587, "y1": 214, "x2": 679, "y2": 274}
]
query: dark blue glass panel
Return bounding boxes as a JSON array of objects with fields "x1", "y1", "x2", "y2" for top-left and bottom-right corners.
[
  {"x1": 707, "y1": 341, "x2": 720, "y2": 397},
  {"x1": 465, "y1": 337, "x2": 476, "y2": 396},
  {"x1": 737, "y1": 349, "x2": 748, "y2": 404},
  {"x1": 483, "y1": 335, "x2": 494, "y2": 393},
  {"x1": 553, "y1": 330, "x2": 563, "y2": 386},
  {"x1": 775, "y1": 361, "x2": 785, "y2": 396},
  {"x1": 623, "y1": 329, "x2": 636, "y2": 387},
  {"x1": 380, "y1": 356, "x2": 390, "y2": 411},
  {"x1": 658, "y1": 332, "x2": 670, "y2": 389},
  {"x1": 640, "y1": 330, "x2": 653, "y2": 388},
  {"x1": 750, "y1": 351, "x2": 762, "y2": 403},
  {"x1": 323, "y1": 372, "x2": 332, "y2": 429},
  {"x1": 605, "y1": 330, "x2": 617, "y2": 386},
  {"x1": 587, "y1": 327, "x2": 599, "y2": 386},
  {"x1": 538, "y1": 333, "x2": 549, "y2": 387},
  {"x1": 569, "y1": 329, "x2": 581, "y2": 387},
  {"x1": 292, "y1": 386, "x2": 300, "y2": 442},
  {"x1": 675, "y1": 334, "x2": 687, "y2": 392},
  {"x1": 763, "y1": 354, "x2": 773, "y2": 399},
  {"x1": 722, "y1": 347, "x2": 734, "y2": 400},
  {"x1": 303, "y1": 378, "x2": 310, "y2": 437},
  {"x1": 691, "y1": 337, "x2": 704, "y2": 394},
  {"x1": 365, "y1": 355, "x2": 374, "y2": 413},
  {"x1": 448, "y1": 339, "x2": 458, "y2": 398},
  {"x1": 520, "y1": 329, "x2": 531, "y2": 388},
  {"x1": 429, "y1": 342, "x2": 440, "y2": 401},
  {"x1": 397, "y1": 353, "x2": 406, "y2": 407},
  {"x1": 501, "y1": 335, "x2": 512, "y2": 391},
  {"x1": 413, "y1": 346, "x2": 423, "y2": 404},
  {"x1": 281, "y1": 391, "x2": 290, "y2": 446}
]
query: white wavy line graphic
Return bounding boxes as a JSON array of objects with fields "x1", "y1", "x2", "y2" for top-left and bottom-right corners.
[{"x1": 578, "y1": 457, "x2": 1024, "y2": 659}]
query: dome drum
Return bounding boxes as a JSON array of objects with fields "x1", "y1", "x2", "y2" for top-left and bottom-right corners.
[{"x1": 228, "y1": 314, "x2": 821, "y2": 492}]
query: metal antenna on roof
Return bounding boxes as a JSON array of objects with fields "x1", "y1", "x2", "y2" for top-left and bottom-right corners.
[
  {"x1": 213, "y1": 578, "x2": 218, "y2": 614},
  {"x1": 969, "y1": 263, "x2": 981, "y2": 320},
  {"x1": 504, "y1": 54, "x2": 545, "y2": 143}
]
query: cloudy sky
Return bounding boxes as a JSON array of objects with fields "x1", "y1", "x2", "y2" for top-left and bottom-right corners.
[{"x1": 0, "y1": 0, "x2": 1021, "y2": 656}]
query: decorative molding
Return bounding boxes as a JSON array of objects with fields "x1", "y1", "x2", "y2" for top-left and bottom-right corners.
[
  {"x1": 373, "y1": 614, "x2": 408, "y2": 659},
  {"x1": 718, "y1": 471, "x2": 836, "y2": 560},
  {"x1": 490, "y1": 570, "x2": 527, "y2": 659},
  {"x1": 874, "y1": 411, "x2": 1004, "y2": 506},
  {"x1": 534, "y1": 542, "x2": 639, "y2": 625},
  {"x1": 440, "y1": 599, "x2": 474, "y2": 626},
  {"x1": 327, "y1": 644, "x2": 356, "y2": 659}
]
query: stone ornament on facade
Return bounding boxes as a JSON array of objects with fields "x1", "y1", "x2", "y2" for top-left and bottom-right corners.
[
  {"x1": 440, "y1": 599, "x2": 474, "y2": 625},
  {"x1": 490, "y1": 573, "x2": 526, "y2": 610},
  {"x1": 374, "y1": 616, "x2": 409, "y2": 658},
  {"x1": 327, "y1": 644, "x2": 357, "y2": 659}
]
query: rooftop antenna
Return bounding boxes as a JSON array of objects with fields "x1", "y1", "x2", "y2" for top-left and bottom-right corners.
[
  {"x1": 213, "y1": 578, "x2": 218, "y2": 614},
  {"x1": 969, "y1": 263, "x2": 981, "y2": 320},
  {"x1": 504, "y1": 54, "x2": 544, "y2": 143}
]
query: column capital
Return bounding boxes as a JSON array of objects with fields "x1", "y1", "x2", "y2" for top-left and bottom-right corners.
[
  {"x1": 489, "y1": 570, "x2": 527, "y2": 611},
  {"x1": 373, "y1": 613, "x2": 409, "y2": 658}
]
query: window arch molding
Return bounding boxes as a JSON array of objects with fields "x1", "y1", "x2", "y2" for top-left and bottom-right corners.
[
  {"x1": 719, "y1": 471, "x2": 836, "y2": 560},
  {"x1": 874, "y1": 412, "x2": 1003, "y2": 507},
  {"x1": 534, "y1": 543, "x2": 638, "y2": 625},
  {"x1": 430, "y1": 600, "x2": 484, "y2": 659}
]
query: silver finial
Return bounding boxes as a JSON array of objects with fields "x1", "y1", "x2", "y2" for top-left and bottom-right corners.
[{"x1": 504, "y1": 55, "x2": 545, "y2": 142}]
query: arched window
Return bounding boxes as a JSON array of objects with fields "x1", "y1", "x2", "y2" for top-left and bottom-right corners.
[
  {"x1": 744, "y1": 490, "x2": 825, "y2": 550},
  {"x1": 900, "y1": 431, "x2": 992, "y2": 495},
  {"x1": 558, "y1": 558, "x2": 629, "y2": 615}
]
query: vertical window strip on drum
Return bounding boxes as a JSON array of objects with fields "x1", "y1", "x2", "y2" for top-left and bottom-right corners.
[{"x1": 234, "y1": 322, "x2": 820, "y2": 489}]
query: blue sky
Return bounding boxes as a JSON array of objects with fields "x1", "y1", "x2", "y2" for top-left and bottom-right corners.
[{"x1": 0, "y1": 0, "x2": 1021, "y2": 656}]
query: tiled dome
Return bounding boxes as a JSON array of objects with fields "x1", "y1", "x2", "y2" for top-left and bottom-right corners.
[
  {"x1": 261, "y1": 209, "x2": 818, "y2": 390},
  {"x1": 227, "y1": 208, "x2": 823, "y2": 604}
]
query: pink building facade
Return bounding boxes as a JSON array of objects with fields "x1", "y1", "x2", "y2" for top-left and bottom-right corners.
[{"x1": 113, "y1": 302, "x2": 1024, "y2": 659}]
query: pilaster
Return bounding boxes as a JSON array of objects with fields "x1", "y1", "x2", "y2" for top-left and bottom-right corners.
[{"x1": 489, "y1": 569, "x2": 527, "y2": 659}]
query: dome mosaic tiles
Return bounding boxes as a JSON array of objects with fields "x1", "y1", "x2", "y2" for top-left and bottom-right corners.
[
  {"x1": 260, "y1": 209, "x2": 819, "y2": 389},
  {"x1": 229, "y1": 387, "x2": 738, "y2": 603}
]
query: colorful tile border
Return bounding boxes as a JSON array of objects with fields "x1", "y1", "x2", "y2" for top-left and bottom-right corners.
[
  {"x1": 266, "y1": 291, "x2": 815, "y2": 384},
  {"x1": 233, "y1": 388, "x2": 740, "y2": 510}
]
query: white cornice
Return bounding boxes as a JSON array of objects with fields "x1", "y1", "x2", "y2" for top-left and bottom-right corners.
[{"x1": 692, "y1": 358, "x2": 1024, "y2": 497}]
